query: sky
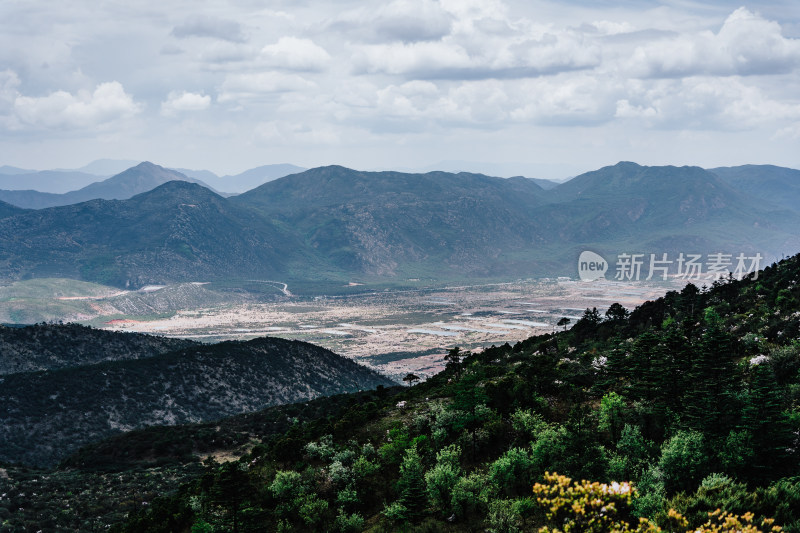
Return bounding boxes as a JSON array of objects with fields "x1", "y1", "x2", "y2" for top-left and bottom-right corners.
[{"x1": 1, "y1": 0, "x2": 799, "y2": 179}]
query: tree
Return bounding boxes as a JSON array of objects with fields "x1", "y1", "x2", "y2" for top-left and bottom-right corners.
[
  {"x1": 684, "y1": 309, "x2": 739, "y2": 439},
  {"x1": 598, "y1": 392, "x2": 626, "y2": 444},
  {"x1": 658, "y1": 430, "x2": 710, "y2": 495},
  {"x1": 605, "y1": 303, "x2": 630, "y2": 323},
  {"x1": 740, "y1": 363, "x2": 795, "y2": 482},
  {"x1": 402, "y1": 373, "x2": 420, "y2": 386},
  {"x1": 444, "y1": 347, "x2": 465, "y2": 378},
  {"x1": 397, "y1": 445, "x2": 427, "y2": 521},
  {"x1": 557, "y1": 317, "x2": 571, "y2": 331},
  {"x1": 425, "y1": 445, "x2": 462, "y2": 516}
]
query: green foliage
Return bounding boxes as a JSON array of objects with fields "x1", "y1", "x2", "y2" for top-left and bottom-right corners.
[
  {"x1": 510, "y1": 408, "x2": 548, "y2": 442},
  {"x1": 665, "y1": 473, "x2": 757, "y2": 529},
  {"x1": 489, "y1": 447, "x2": 535, "y2": 497},
  {"x1": 487, "y1": 498, "x2": 537, "y2": 533},
  {"x1": 599, "y1": 391, "x2": 626, "y2": 443},
  {"x1": 396, "y1": 445, "x2": 428, "y2": 521},
  {"x1": 269, "y1": 470, "x2": 305, "y2": 500},
  {"x1": 450, "y1": 472, "x2": 490, "y2": 519},
  {"x1": 424, "y1": 444, "x2": 462, "y2": 516},
  {"x1": 334, "y1": 509, "x2": 365, "y2": 533},
  {"x1": 658, "y1": 430, "x2": 711, "y2": 495},
  {"x1": 609, "y1": 424, "x2": 655, "y2": 481}
]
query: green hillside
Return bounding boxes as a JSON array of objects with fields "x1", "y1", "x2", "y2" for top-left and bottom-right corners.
[{"x1": 0, "y1": 334, "x2": 394, "y2": 468}]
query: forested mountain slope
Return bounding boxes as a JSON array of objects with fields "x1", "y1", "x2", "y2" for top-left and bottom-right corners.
[
  {"x1": 65, "y1": 254, "x2": 799, "y2": 532},
  {"x1": 0, "y1": 335, "x2": 395, "y2": 468}
]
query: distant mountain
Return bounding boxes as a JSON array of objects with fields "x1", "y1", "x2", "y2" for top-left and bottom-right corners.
[
  {"x1": 0, "y1": 322, "x2": 196, "y2": 375},
  {"x1": 0, "y1": 165, "x2": 35, "y2": 175},
  {"x1": 73, "y1": 159, "x2": 141, "y2": 176},
  {"x1": 173, "y1": 167, "x2": 220, "y2": 183},
  {"x1": 0, "y1": 170, "x2": 104, "y2": 194},
  {"x1": 0, "y1": 180, "x2": 312, "y2": 288},
  {"x1": 0, "y1": 162, "x2": 798, "y2": 287},
  {"x1": 0, "y1": 330, "x2": 394, "y2": 467},
  {"x1": 510, "y1": 175, "x2": 560, "y2": 190},
  {"x1": 0, "y1": 162, "x2": 218, "y2": 209},
  {"x1": 537, "y1": 162, "x2": 800, "y2": 259},
  {"x1": 219, "y1": 163, "x2": 306, "y2": 193},
  {"x1": 709, "y1": 164, "x2": 800, "y2": 213},
  {"x1": 232, "y1": 165, "x2": 549, "y2": 277}
]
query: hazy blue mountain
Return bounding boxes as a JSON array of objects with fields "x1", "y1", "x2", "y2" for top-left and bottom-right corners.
[
  {"x1": 0, "y1": 162, "x2": 218, "y2": 209},
  {"x1": 219, "y1": 163, "x2": 306, "y2": 193},
  {"x1": 173, "y1": 167, "x2": 220, "y2": 183},
  {"x1": 509, "y1": 175, "x2": 560, "y2": 190},
  {"x1": 0, "y1": 170, "x2": 104, "y2": 194},
  {"x1": 0, "y1": 329, "x2": 394, "y2": 467},
  {"x1": 709, "y1": 164, "x2": 800, "y2": 213},
  {"x1": 0, "y1": 165, "x2": 35, "y2": 175},
  {"x1": 73, "y1": 158, "x2": 141, "y2": 176}
]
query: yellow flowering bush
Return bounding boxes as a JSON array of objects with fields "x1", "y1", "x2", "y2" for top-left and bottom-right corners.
[{"x1": 531, "y1": 473, "x2": 781, "y2": 533}]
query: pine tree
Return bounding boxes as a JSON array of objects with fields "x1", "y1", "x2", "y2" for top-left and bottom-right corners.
[
  {"x1": 741, "y1": 363, "x2": 795, "y2": 482},
  {"x1": 397, "y1": 446, "x2": 427, "y2": 521},
  {"x1": 683, "y1": 309, "x2": 739, "y2": 440}
]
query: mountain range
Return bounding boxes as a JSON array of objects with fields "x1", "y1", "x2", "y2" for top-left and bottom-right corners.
[
  {"x1": 0, "y1": 160, "x2": 306, "y2": 199},
  {"x1": 0, "y1": 161, "x2": 798, "y2": 288},
  {"x1": 0, "y1": 163, "x2": 216, "y2": 209}
]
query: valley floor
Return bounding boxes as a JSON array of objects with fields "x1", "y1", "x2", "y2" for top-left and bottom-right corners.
[{"x1": 99, "y1": 278, "x2": 680, "y2": 380}]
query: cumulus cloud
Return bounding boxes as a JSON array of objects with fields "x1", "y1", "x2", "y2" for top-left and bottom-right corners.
[
  {"x1": 260, "y1": 37, "x2": 331, "y2": 72},
  {"x1": 509, "y1": 75, "x2": 618, "y2": 125},
  {"x1": 351, "y1": 7, "x2": 601, "y2": 80},
  {"x1": 354, "y1": 30, "x2": 600, "y2": 79},
  {"x1": 615, "y1": 77, "x2": 800, "y2": 130},
  {"x1": 629, "y1": 7, "x2": 800, "y2": 78},
  {"x1": 12, "y1": 81, "x2": 142, "y2": 130},
  {"x1": 161, "y1": 91, "x2": 211, "y2": 116},
  {"x1": 171, "y1": 16, "x2": 246, "y2": 43}
]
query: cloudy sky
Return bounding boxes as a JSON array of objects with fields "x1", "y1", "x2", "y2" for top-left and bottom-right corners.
[{"x1": 1, "y1": 0, "x2": 799, "y2": 179}]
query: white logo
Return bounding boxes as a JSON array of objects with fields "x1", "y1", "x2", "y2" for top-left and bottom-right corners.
[{"x1": 578, "y1": 251, "x2": 608, "y2": 281}]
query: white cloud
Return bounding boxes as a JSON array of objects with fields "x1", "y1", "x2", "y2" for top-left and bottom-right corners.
[
  {"x1": 354, "y1": 41, "x2": 472, "y2": 76},
  {"x1": 352, "y1": 17, "x2": 600, "y2": 79},
  {"x1": 615, "y1": 77, "x2": 800, "y2": 130},
  {"x1": 329, "y1": 0, "x2": 453, "y2": 43},
  {"x1": 260, "y1": 37, "x2": 331, "y2": 72},
  {"x1": 629, "y1": 7, "x2": 800, "y2": 78},
  {"x1": 171, "y1": 16, "x2": 246, "y2": 43},
  {"x1": 509, "y1": 75, "x2": 618, "y2": 125},
  {"x1": 218, "y1": 72, "x2": 315, "y2": 103},
  {"x1": 12, "y1": 81, "x2": 142, "y2": 130},
  {"x1": 161, "y1": 91, "x2": 211, "y2": 116}
]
